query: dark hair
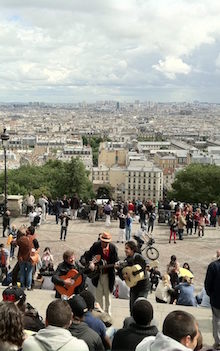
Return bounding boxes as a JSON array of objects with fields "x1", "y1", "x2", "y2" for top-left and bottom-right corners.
[
  {"x1": 183, "y1": 262, "x2": 190, "y2": 270},
  {"x1": 132, "y1": 299, "x2": 153, "y2": 325},
  {"x1": 125, "y1": 240, "x2": 137, "y2": 252},
  {"x1": 163, "y1": 310, "x2": 197, "y2": 343},
  {"x1": 46, "y1": 300, "x2": 72, "y2": 328},
  {"x1": 0, "y1": 243, "x2": 4, "y2": 248},
  {"x1": 63, "y1": 250, "x2": 74, "y2": 261},
  {"x1": 80, "y1": 290, "x2": 95, "y2": 310},
  {"x1": 0, "y1": 301, "x2": 24, "y2": 347},
  {"x1": 44, "y1": 247, "x2": 51, "y2": 252},
  {"x1": 27, "y1": 225, "x2": 35, "y2": 235},
  {"x1": 170, "y1": 255, "x2": 177, "y2": 262}
]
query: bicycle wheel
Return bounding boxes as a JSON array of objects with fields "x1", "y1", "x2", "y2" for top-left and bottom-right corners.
[{"x1": 146, "y1": 246, "x2": 159, "y2": 260}]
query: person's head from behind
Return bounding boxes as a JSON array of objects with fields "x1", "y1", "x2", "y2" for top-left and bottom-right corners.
[
  {"x1": 80, "y1": 290, "x2": 95, "y2": 311},
  {"x1": 170, "y1": 255, "x2": 177, "y2": 263},
  {"x1": 46, "y1": 300, "x2": 72, "y2": 329},
  {"x1": 162, "y1": 273, "x2": 171, "y2": 285},
  {"x1": 163, "y1": 310, "x2": 199, "y2": 349},
  {"x1": 132, "y1": 298, "x2": 153, "y2": 326},
  {"x1": 0, "y1": 243, "x2": 5, "y2": 250},
  {"x1": 0, "y1": 301, "x2": 24, "y2": 348}
]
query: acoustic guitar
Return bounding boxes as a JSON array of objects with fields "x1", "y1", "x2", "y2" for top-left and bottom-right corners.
[
  {"x1": 55, "y1": 255, "x2": 101, "y2": 298},
  {"x1": 122, "y1": 264, "x2": 145, "y2": 288}
]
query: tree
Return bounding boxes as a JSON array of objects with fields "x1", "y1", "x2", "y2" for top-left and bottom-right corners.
[
  {"x1": 168, "y1": 164, "x2": 220, "y2": 204},
  {"x1": 0, "y1": 158, "x2": 94, "y2": 201}
]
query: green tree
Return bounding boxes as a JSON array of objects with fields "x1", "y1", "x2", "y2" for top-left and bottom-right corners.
[
  {"x1": 0, "y1": 158, "x2": 94, "y2": 201},
  {"x1": 169, "y1": 164, "x2": 220, "y2": 203}
]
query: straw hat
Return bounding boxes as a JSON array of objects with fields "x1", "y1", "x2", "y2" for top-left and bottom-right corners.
[{"x1": 100, "y1": 232, "x2": 112, "y2": 242}]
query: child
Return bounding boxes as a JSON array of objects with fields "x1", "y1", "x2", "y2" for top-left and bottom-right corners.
[
  {"x1": 125, "y1": 212, "x2": 133, "y2": 240},
  {"x1": 8, "y1": 225, "x2": 17, "y2": 259},
  {"x1": 117, "y1": 209, "x2": 126, "y2": 243}
]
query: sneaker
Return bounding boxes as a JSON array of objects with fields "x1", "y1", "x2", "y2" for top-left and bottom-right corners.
[
  {"x1": 174, "y1": 241, "x2": 176, "y2": 244},
  {"x1": 169, "y1": 240, "x2": 171, "y2": 243},
  {"x1": 27, "y1": 287, "x2": 32, "y2": 291}
]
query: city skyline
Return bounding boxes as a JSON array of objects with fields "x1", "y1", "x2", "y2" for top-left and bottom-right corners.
[{"x1": 1, "y1": 1, "x2": 220, "y2": 103}]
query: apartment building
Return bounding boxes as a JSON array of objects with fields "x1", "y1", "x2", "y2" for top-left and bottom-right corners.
[{"x1": 125, "y1": 163, "x2": 163, "y2": 203}]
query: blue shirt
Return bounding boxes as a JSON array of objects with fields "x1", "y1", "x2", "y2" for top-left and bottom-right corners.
[{"x1": 84, "y1": 311, "x2": 106, "y2": 339}]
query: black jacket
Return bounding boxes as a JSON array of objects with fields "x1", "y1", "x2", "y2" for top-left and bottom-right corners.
[
  {"x1": 119, "y1": 253, "x2": 150, "y2": 294},
  {"x1": 69, "y1": 321, "x2": 104, "y2": 351},
  {"x1": 52, "y1": 260, "x2": 86, "y2": 296},
  {"x1": 84, "y1": 241, "x2": 119, "y2": 292},
  {"x1": 205, "y1": 258, "x2": 220, "y2": 309},
  {"x1": 112, "y1": 322, "x2": 158, "y2": 351}
]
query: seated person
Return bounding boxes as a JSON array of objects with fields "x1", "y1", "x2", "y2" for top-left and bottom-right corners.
[
  {"x1": 22, "y1": 299, "x2": 89, "y2": 351},
  {"x1": 112, "y1": 298, "x2": 158, "y2": 351},
  {"x1": 196, "y1": 287, "x2": 211, "y2": 308},
  {"x1": 68, "y1": 295, "x2": 104, "y2": 351},
  {"x1": 176, "y1": 276, "x2": 197, "y2": 307},
  {"x1": 2, "y1": 285, "x2": 45, "y2": 332},
  {"x1": 52, "y1": 250, "x2": 86, "y2": 298},
  {"x1": 80, "y1": 290, "x2": 112, "y2": 350},
  {"x1": 155, "y1": 273, "x2": 173, "y2": 304}
]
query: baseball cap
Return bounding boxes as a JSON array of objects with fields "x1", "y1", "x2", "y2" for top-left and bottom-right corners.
[
  {"x1": 68, "y1": 295, "x2": 88, "y2": 317},
  {"x1": 2, "y1": 286, "x2": 26, "y2": 303}
]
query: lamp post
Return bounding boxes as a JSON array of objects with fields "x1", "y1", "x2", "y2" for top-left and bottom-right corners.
[{"x1": 1, "y1": 128, "x2": 9, "y2": 214}]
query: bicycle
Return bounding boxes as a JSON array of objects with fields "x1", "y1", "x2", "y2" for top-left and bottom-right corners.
[{"x1": 133, "y1": 228, "x2": 159, "y2": 261}]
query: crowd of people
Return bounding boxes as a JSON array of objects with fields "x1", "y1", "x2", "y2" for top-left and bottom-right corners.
[{"x1": 0, "y1": 194, "x2": 219, "y2": 350}]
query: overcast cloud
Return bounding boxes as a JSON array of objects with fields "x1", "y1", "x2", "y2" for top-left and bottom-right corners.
[{"x1": 1, "y1": 0, "x2": 220, "y2": 102}]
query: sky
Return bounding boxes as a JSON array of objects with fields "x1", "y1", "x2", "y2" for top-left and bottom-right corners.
[{"x1": 1, "y1": 0, "x2": 220, "y2": 103}]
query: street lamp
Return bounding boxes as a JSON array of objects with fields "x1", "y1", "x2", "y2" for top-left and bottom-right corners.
[{"x1": 1, "y1": 128, "x2": 9, "y2": 213}]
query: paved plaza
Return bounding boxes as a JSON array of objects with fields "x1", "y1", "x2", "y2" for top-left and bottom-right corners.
[{"x1": 1, "y1": 214, "x2": 220, "y2": 346}]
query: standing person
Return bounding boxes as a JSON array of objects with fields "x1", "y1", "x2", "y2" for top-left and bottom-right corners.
[
  {"x1": 186, "y1": 211, "x2": 194, "y2": 235},
  {"x1": 2, "y1": 210, "x2": 10, "y2": 238},
  {"x1": 16, "y1": 231, "x2": 33, "y2": 290},
  {"x1": 194, "y1": 208, "x2": 200, "y2": 234},
  {"x1": 198, "y1": 213, "x2": 205, "y2": 237},
  {"x1": 89, "y1": 199, "x2": 98, "y2": 223},
  {"x1": 61, "y1": 194, "x2": 70, "y2": 214},
  {"x1": 59, "y1": 212, "x2": 71, "y2": 241},
  {"x1": 205, "y1": 249, "x2": 220, "y2": 350},
  {"x1": 54, "y1": 197, "x2": 62, "y2": 224},
  {"x1": 85, "y1": 232, "x2": 119, "y2": 315},
  {"x1": 125, "y1": 212, "x2": 133, "y2": 241},
  {"x1": 25, "y1": 192, "x2": 35, "y2": 217},
  {"x1": 177, "y1": 211, "x2": 186, "y2": 240},
  {"x1": 147, "y1": 210, "x2": 156, "y2": 234},
  {"x1": 119, "y1": 240, "x2": 150, "y2": 313},
  {"x1": 117, "y1": 209, "x2": 126, "y2": 243},
  {"x1": 70, "y1": 193, "x2": 80, "y2": 219},
  {"x1": 169, "y1": 214, "x2": 178, "y2": 244},
  {"x1": 8, "y1": 224, "x2": 17, "y2": 259},
  {"x1": 38, "y1": 194, "x2": 48, "y2": 222},
  {"x1": 104, "y1": 201, "x2": 112, "y2": 227},
  {"x1": 139, "y1": 204, "x2": 147, "y2": 229},
  {"x1": 52, "y1": 250, "x2": 86, "y2": 298}
]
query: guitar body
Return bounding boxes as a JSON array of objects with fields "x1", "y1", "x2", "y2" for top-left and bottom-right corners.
[
  {"x1": 55, "y1": 269, "x2": 83, "y2": 297},
  {"x1": 122, "y1": 264, "x2": 145, "y2": 288}
]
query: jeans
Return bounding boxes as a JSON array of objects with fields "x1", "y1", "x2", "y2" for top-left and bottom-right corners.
[
  {"x1": 19, "y1": 261, "x2": 33, "y2": 289},
  {"x1": 125, "y1": 226, "x2": 131, "y2": 241},
  {"x1": 60, "y1": 226, "x2": 67, "y2": 240}
]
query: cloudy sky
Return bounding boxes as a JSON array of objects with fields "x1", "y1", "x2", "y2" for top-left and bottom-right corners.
[{"x1": 1, "y1": 0, "x2": 220, "y2": 103}]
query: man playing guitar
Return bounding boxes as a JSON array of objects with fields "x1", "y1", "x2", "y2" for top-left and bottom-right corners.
[
  {"x1": 84, "y1": 232, "x2": 119, "y2": 315},
  {"x1": 52, "y1": 250, "x2": 86, "y2": 298},
  {"x1": 118, "y1": 240, "x2": 150, "y2": 313}
]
